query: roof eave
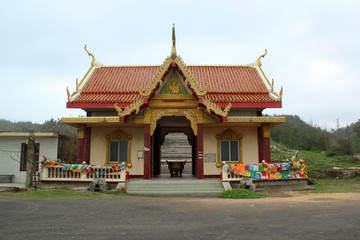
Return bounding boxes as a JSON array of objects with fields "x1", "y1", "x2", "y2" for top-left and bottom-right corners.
[
  {"x1": 216, "y1": 101, "x2": 282, "y2": 108},
  {"x1": 66, "y1": 102, "x2": 130, "y2": 109}
]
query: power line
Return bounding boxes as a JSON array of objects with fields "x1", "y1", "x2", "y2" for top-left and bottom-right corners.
[
  {"x1": 0, "y1": 150, "x2": 21, "y2": 163},
  {"x1": 0, "y1": 149, "x2": 21, "y2": 153}
]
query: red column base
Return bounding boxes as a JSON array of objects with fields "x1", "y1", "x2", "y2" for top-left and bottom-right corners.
[
  {"x1": 76, "y1": 138, "x2": 84, "y2": 164},
  {"x1": 263, "y1": 137, "x2": 271, "y2": 163}
]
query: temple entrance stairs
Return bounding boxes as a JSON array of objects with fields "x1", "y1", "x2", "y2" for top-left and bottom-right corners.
[{"x1": 126, "y1": 179, "x2": 223, "y2": 197}]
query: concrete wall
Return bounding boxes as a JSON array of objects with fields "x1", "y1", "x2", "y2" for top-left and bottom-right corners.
[
  {"x1": 203, "y1": 126, "x2": 259, "y2": 175},
  {"x1": 89, "y1": 125, "x2": 259, "y2": 177},
  {"x1": 0, "y1": 135, "x2": 58, "y2": 184},
  {"x1": 90, "y1": 127, "x2": 144, "y2": 175}
]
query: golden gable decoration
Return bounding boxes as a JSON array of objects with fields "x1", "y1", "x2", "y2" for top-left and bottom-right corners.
[
  {"x1": 123, "y1": 24, "x2": 231, "y2": 120},
  {"x1": 202, "y1": 99, "x2": 231, "y2": 118},
  {"x1": 149, "y1": 109, "x2": 198, "y2": 136},
  {"x1": 106, "y1": 128, "x2": 132, "y2": 140},
  {"x1": 138, "y1": 24, "x2": 208, "y2": 98},
  {"x1": 138, "y1": 57, "x2": 169, "y2": 97},
  {"x1": 216, "y1": 128, "x2": 243, "y2": 140},
  {"x1": 159, "y1": 71, "x2": 188, "y2": 95},
  {"x1": 115, "y1": 99, "x2": 143, "y2": 118}
]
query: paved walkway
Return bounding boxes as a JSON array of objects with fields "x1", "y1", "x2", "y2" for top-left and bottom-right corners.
[{"x1": 0, "y1": 193, "x2": 359, "y2": 239}]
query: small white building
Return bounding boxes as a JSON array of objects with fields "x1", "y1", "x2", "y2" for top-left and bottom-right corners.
[{"x1": 0, "y1": 132, "x2": 59, "y2": 184}]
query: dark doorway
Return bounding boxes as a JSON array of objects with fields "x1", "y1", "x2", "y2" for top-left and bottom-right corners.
[
  {"x1": 152, "y1": 116, "x2": 196, "y2": 177},
  {"x1": 161, "y1": 132, "x2": 192, "y2": 176}
]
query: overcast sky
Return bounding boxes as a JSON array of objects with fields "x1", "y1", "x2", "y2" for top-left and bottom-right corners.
[{"x1": 1, "y1": 0, "x2": 359, "y2": 130}]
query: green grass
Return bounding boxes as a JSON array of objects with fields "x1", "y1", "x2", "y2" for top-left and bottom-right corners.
[
  {"x1": 270, "y1": 142, "x2": 360, "y2": 194},
  {"x1": 0, "y1": 188, "x2": 129, "y2": 199},
  {"x1": 220, "y1": 189, "x2": 268, "y2": 199},
  {"x1": 298, "y1": 151, "x2": 360, "y2": 179},
  {"x1": 271, "y1": 142, "x2": 360, "y2": 179},
  {"x1": 302, "y1": 177, "x2": 360, "y2": 193}
]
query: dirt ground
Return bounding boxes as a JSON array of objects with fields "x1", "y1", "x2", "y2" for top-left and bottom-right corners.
[{"x1": 1, "y1": 192, "x2": 359, "y2": 240}]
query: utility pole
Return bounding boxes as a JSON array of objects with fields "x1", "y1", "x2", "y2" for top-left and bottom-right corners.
[{"x1": 26, "y1": 134, "x2": 36, "y2": 188}]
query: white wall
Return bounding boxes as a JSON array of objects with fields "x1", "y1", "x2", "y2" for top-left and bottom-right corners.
[
  {"x1": 0, "y1": 136, "x2": 58, "y2": 184},
  {"x1": 203, "y1": 126, "x2": 259, "y2": 175}
]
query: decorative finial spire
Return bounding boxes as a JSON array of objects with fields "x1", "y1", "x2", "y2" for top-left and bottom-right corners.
[
  {"x1": 76, "y1": 78, "x2": 79, "y2": 92},
  {"x1": 247, "y1": 49, "x2": 268, "y2": 67},
  {"x1": 84, "y1": 44, "x2": 95, "y2": 66},
  {"x1": 84, "y1": 44, "x2": 104, "y2": 67},
  {"x1": 171, "y1": 24, "x2": 177, "y2": 59},
  {"x1": 256, "y1": 49, "x2": 267, "y2": 67},
  {"x1": 66, "y1": 86, "x2": 70, "y2": 102}
]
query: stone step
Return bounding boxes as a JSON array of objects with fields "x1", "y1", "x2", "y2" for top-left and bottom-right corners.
[{"x1": 126, "y1": 180, "x2": 224, "y2": 197}]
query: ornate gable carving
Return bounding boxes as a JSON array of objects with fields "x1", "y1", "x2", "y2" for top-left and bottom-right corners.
[
  {"x1": 116, "y1": 25, "x2": 231, "y2": 120},
  {"x1": 114, "y1": 99, "x2": 143, "y2": 118},
  {"x1": 159, "y1": 71, "x2": 188, "y2": 95},
  {"x1": 106, "y1": 128, "x2": 132, "y2": 140},
  {"x1": 202, "y1": 99, "x2": 231, "y2": 118},
  {"x1": 216, "y1": 128, "x2": 243, "y2": 140},
  {"x1": 138, "y1": 25, "x2": 208, "y2": 98}
]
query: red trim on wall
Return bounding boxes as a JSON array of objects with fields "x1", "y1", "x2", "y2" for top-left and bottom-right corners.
[
  {"x1": 144, "y1": 124, "x2": 151, "y2": 179},
  {"x1": 257, "y1": 127, "x2": 263, "y2": 163},
  {"x1": 128, "y1": 175, "x2": 145, "y2": 178},
  {"x1": 76, "y1": 138, "x2": 84, "y2": 164},
  {"x1": 263, "y1": 137, "x2": 271, "y2": 163},
  {"x1": 204, "y1": 175, "x2": 220, "y2": 178},
  {"x1": 84, "y1": 128, "x2": 91, "y2": 164},
  {"x1": 196, "y1": 124, "x2": 204, "y2": 179},
  {"x1": 150, "y1": 136, "x2": 153, "y2": 179}
]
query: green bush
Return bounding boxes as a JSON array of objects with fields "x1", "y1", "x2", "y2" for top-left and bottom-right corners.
[
  {"x1": 220, "y1": 189, "x2": 268, "y2": 199},
  {"x1": 307, "y1": 178, "x2": 317, "y2": 185}
]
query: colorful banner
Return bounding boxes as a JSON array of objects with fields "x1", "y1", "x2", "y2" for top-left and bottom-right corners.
[
  {"x1": 41, "y1": 158, "x2": 125, "y2": 175},
  {"x1": 221, "y1": 160, "x2": 307, "y2": 180}
]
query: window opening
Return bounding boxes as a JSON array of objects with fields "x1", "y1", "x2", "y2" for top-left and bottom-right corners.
[{"x1": 20, "y1": 143, "x2": 40, "y2": 171}]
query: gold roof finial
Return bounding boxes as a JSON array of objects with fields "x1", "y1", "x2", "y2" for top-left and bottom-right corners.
[
  {"x1": 66, "y1": 87, "x2": 70, "y2": 102},
  {"x1": 75, "y1": 78, "x2": 79, "y2": 92},
  {"x1": 256, "y1": 49, "x2": 267, "y2": 67},
  {"x1": 84, "y1": 44, "x2": 95, "y2": 66},
  {"x1": 171, "y1": 24, "x2": 177, "y2": 59},
  {"x1": 84, "y1": 44, "x2": 104, "y2": 67}
]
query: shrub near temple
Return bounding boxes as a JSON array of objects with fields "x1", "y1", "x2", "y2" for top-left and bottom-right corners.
[{"x1": 220, "y1": 189, "x2": 268, "y2": 199}]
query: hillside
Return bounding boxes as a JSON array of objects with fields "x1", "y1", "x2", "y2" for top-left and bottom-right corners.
[{"x1": 271, "y1": 115, "x2": 360, "y2": 156}]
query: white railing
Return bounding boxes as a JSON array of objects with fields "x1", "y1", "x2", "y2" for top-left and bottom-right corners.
[
  {"x1": 221, "y1": 169, "x2": 244, "y2": 182},
  {"x1": 41, "y1": 166, "x2": 126, "y2": 183}
]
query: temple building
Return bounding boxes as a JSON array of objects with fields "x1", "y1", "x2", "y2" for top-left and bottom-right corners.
[{"x1": 62, "y1": 25, "x2": 285, "y2": 179}]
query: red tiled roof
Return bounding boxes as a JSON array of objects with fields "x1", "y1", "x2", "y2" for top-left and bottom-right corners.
[
  {"x1": 75, "y1": 93, "x2": 142, "y2": 103},
  {"x1": 188, "y1": 66, "x2": 268, "y2": 93},
  {"x1": 71, "y1": 65, "x2": 279, "y2": 107},
  {"x1": 204, "y1": 93, "x2": 275, "y2": 103},
  {"x1": 82, "y1": 66, "x2": 159, "y2": 94}
]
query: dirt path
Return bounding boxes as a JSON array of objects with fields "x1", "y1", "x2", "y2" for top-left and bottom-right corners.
[{"x1": 1, "y1": 192, "x2": 359, "y2": 240}]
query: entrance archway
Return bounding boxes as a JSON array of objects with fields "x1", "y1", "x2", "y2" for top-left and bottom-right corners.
[
  {"x1": 160, "y1": 132, "x2": 193, "y2": 175},
  {"x1": 144, "y1": 114, "x2": 204, "y2": 180},
  {"x1": 152, "y1": 116, "x2": 196, "y2": 177}
]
